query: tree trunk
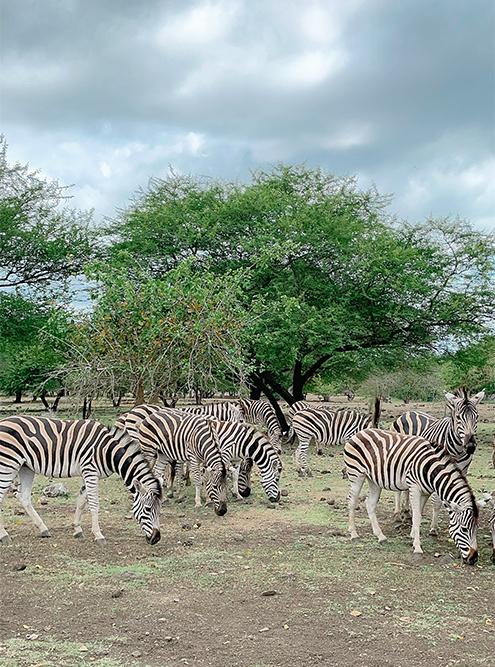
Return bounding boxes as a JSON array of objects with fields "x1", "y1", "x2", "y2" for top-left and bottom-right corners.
[
  {"x1": 134, "y1": 379, "x2": 145, "y2": 407},
  {"x1": 82, "y1": 396, "x2": 92, "y2": 419},
  {"x1": 51, "y1": 389, "x2": 65, "y2": 413},
  {"x1": 373, "y1": 396, "x2": 381, "y2": 427},
  {"x1": 14, "y1": 390, "x2": 22, "y2": 403},
  {"x1": 250, "y1": 373, "x2": 289, "y2": 434}
]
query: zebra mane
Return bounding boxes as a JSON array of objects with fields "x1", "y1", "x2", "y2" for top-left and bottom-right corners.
[{"x1": 108, "y1": 426, "x2": 141, "y2": 456}]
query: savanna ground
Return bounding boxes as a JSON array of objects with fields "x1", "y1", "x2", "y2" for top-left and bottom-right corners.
[{"x1": 0, "y1": 395, "x2": 494, "y2": 667}]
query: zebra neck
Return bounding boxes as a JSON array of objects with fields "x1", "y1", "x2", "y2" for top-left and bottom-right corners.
[
  {"x1": 429, "y1": 460, "x2": 472, "y2": 507},
  {"x1": 106, "y1": 441, "x2": 159, "y2": 494}
]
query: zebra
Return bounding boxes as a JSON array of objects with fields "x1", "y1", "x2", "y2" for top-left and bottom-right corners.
[
  {"x1": 291, "y1": 408, "x2": 372, "y2": 476},
  {"x1": 238, "y1": 398, "x2": 283, "y2": 452},
  {"x1": 391, "y1": 388, "x2": 485, "y2": 531},
  {"x1": 344, "y1": 428, "x2": 479, "y2": 563},
  {"x1": 136, "y1": 409, "x2": 228, "y2": 516},
  {"x1": 288, "y1": 401, "x2": 335, "y2": 450},
  {"x1": 212, "y1": 421, "x2": 282, "y2": 502},
  {"x1": 0, "y1": 416, "x2": 162, "y2": 545},
  {"x1": 180, "y1": 402, "x2": 244, "y2": 422}
]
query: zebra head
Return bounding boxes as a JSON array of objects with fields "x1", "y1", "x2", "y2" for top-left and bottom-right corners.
[
  {"x1": 131, "y1": 479, "x2": 162, "y2": 545},
  {"x1": 445, "y1": 388, "x2": 485, "y2": 454},
  {"x1": 204, "y1": 463, "x2": 228, "y2": 516},
  {"x1": 446, "y1": 500, "x2": 479, "y2": 565},
  {"x1": 237, "y1": 457, "x2": 254, "y2": 498},
  {"x1": 259, "y1": 457, "x2": 283, "y2": 503}
]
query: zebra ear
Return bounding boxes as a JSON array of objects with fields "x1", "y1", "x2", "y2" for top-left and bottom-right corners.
[
  {"x1": 471, "y1": 389, "x2": 485, "y2": 404},
  {"x1": 134, "y1": 479, "x2": 147, "y2": 495},
  {"x1": 445, "y1": 392, "x2": 460, "y2": 407},
  {"x1": 448, "y1": 501, "x2": 463, "y2": 513}
]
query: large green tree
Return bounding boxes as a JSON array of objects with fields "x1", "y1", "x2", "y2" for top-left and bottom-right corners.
[{"x1": 106, "y1": 164, "x2": 495, "y2": 429}]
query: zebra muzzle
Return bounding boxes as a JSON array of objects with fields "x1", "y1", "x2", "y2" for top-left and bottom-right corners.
[
  {"x1": 463, "y1": 548, "x2": 478, "y2": 566},
  {"x1": 147, "y1": 528, "x2": 161, "y2": 545},
  {"x1": 215, "y1": 502, "x2": 228, "y2": 516},
  {"x1": 239, "y1": 487, "x2": 251, "y2": 498}
]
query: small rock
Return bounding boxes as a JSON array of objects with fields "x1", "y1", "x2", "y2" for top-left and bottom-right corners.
[
  {"x1": 111, "y1": 589, "x2": 123, "y2": 598},
  {"x1": 259, "y1": 627, "x2": 270, "y2": 633},
  {"x1": 95, "y1": 650, "x2": 109, "y2": 657},
  {"x1": 43, "y1": 483, "x2": 70, "y2": 498},
  {"x1": 124, "y1": 514, "x2": 133, "y2": 520},
  {"x1": 439, "y1": 554, "x2": 454, "y2": 565},
  {"x1": 38, "y1": 496, "x2": 48, "y2": 505},
  {"x1": 14, "y1": 564, "x2": 27, "y2": 571},
  {"x1": 327, "y1": 498, "x2": 335, "y2": 505},
  {"x1": 164, "y1": 636, "x2": 173, "y2": 642},
  {"x1": 131, "y1": 650, "x2": 142, "y2": 657},
  {"x1": 181, "y1": 521, "x2": 191, "y2": 530},
  {"x1": 177, "y1": 512, "x2": 186, "y2": 518},
  {"x1": 193, "y1": 522, "x2": 201, "y2": 529},
  {"x1": 261, "y1": 590, "x2": 277, "y2": 596},
  {"x1": 319, "y1": 497, "x2": 326, "y2": 502},
  {"x1": 280, "y1": 489, "x2": 289, "y2": 497},
  {"x1": 322, "y1": 487, "x2": 332, "y2": 492},
  {"x1": 320, "y1": 470, "x2": 331, "y2": 474},
  {"x1": 121, "y1": 571, "x2": 141, "y2": 580},
  {"x1": 13, "y1": 507, "x2": 25, "y2": 515},
  {"x1": 233, "y1": 533, "x2": 245, "y2": 542}
]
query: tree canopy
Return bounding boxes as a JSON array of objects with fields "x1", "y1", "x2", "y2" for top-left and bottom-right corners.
[
  {"x1": 106, "y1": 164, "x2": 495, "y2": 424},
  {"x1": 0, "y1": 136, "x2": 95, "y2": 290}
]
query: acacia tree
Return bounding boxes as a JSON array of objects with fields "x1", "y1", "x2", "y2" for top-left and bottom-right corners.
[
  {"x1": 106, "y1": 164, "x2": 495, "y2": 430},
  {"x1": 59, "y1": 259, "x2": 251, "y2": 406}
]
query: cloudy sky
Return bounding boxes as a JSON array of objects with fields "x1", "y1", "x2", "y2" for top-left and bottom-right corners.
[{"x1": 1, "y1": 0, "x2": 494, "y2": 230}]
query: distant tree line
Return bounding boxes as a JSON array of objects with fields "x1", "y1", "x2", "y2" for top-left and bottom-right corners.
[{"x1": 0, "y1": 136, "x2": 494, "y2": 423}]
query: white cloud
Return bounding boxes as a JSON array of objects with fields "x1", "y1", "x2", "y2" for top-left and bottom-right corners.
[{"x1": 155, "y1": 1, "x2": 241, "y2": 49}]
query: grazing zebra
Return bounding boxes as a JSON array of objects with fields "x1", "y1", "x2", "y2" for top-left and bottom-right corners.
[
  {"x1": 391, "y1": 388, "x2": 485, "y2": 531},
  {"x1": 0, "y1": 416, "x2": 162, "y2": 545},
  {"x1": 344, "y1": 428, "x2": 479, "y2": 563},
  {"x1": 292, "y1": 408, "x2": 371, "y2": 476},
  {"x1": 238, "y1": 398, "x2": 283, "y2": 452},
  {"x1": 137, "y1": 409, "x2": 228, "y2": 516},
  {"x1": 212, "y1": 421, "x2": 282, "y2": 502}
]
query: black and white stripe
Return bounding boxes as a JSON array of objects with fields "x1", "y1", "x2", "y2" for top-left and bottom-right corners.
[
  {"x1": 136, "y1": 409, "x2": 228, "y2": 516},
  {"x1": 180, "y1": 402, "x2": 244, "y2": 422},
  {"x1": 0, "y1": 416, "x2": 162, "y2": 545},
  {"x1": 344, "y1": 428, "x2": 479, "y2": 563},
  {"x1": 213, "y1": 422, "x2": 282, "y2": 502},
  {"x1": 238, "y1": 399, "x2": 283, "y2": 452},
  {"x1": 292, "y1": 408, "x2": 371, "y2": 475},
  {"x1": 391, "y1": 388, "x2": 484, "y2": 530}
]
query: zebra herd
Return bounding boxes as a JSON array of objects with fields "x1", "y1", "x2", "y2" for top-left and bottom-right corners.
[{"x1": 0, "y1": 392, "x2": 493, "y2": 565}]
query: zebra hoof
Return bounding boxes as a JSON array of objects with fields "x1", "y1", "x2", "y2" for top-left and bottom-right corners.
[
  {"x1": 0, "y1": 534, "x2": 12, "y2": 544},
  {"x1": 378, "y1": 539, "x2": 388, "y2": 545},
  {"x1": 41, "y1": 531, "x2": 51, "y2": 538},
  {"x1": 95, "y1": 538, "x2": 107, "y2": 546},
  {"x1": 351, "y1": 537, "x2": 360, "y2": 544},
  {"x1": 74, "y1": 531, "x2": 84, "y2": 539},
  {"x1": 413, "y1": 552, "x2": 424, "y2": 560},
  {"x1": 429, "y1": 530, "x2": 438, "y2": 538}
]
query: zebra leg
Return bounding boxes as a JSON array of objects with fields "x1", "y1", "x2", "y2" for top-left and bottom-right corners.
[
  {"x1": 73, "y1": 484, "x2": 88, "y2": 538},
  {"x1": 295, "y1": 437, "x2": 312, "y2": 477},
  {"x1": 348, "y1": 475, "x2": 365, "y2": 543},
  {"x1": 428, "y1": 493, "x2": 442, "y2": 537},
  {"x1": 365, "y1": 480, "x2": 387, "y2": 544},
  {"x1": 394, "y1": 491, "x2": 402, "y2": 517},
  {"x1": 83, "y1": 474, "x2": 106, "y2": 545},
  {"x1": 17, "y1": 467, "x2": 51, "y2": 538},
  {"x1": 409, "y1": 486, "x2": 427, "y2": 554},
  {"x1": 0, "y1": 469, "x2": 21, "y2": 543},
  {"x1": 231, "y1": 463, "x2": 240, "y2": 498},
  {"x1": 190, "y1": 458, "x2": 203, "y2": 508}
]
